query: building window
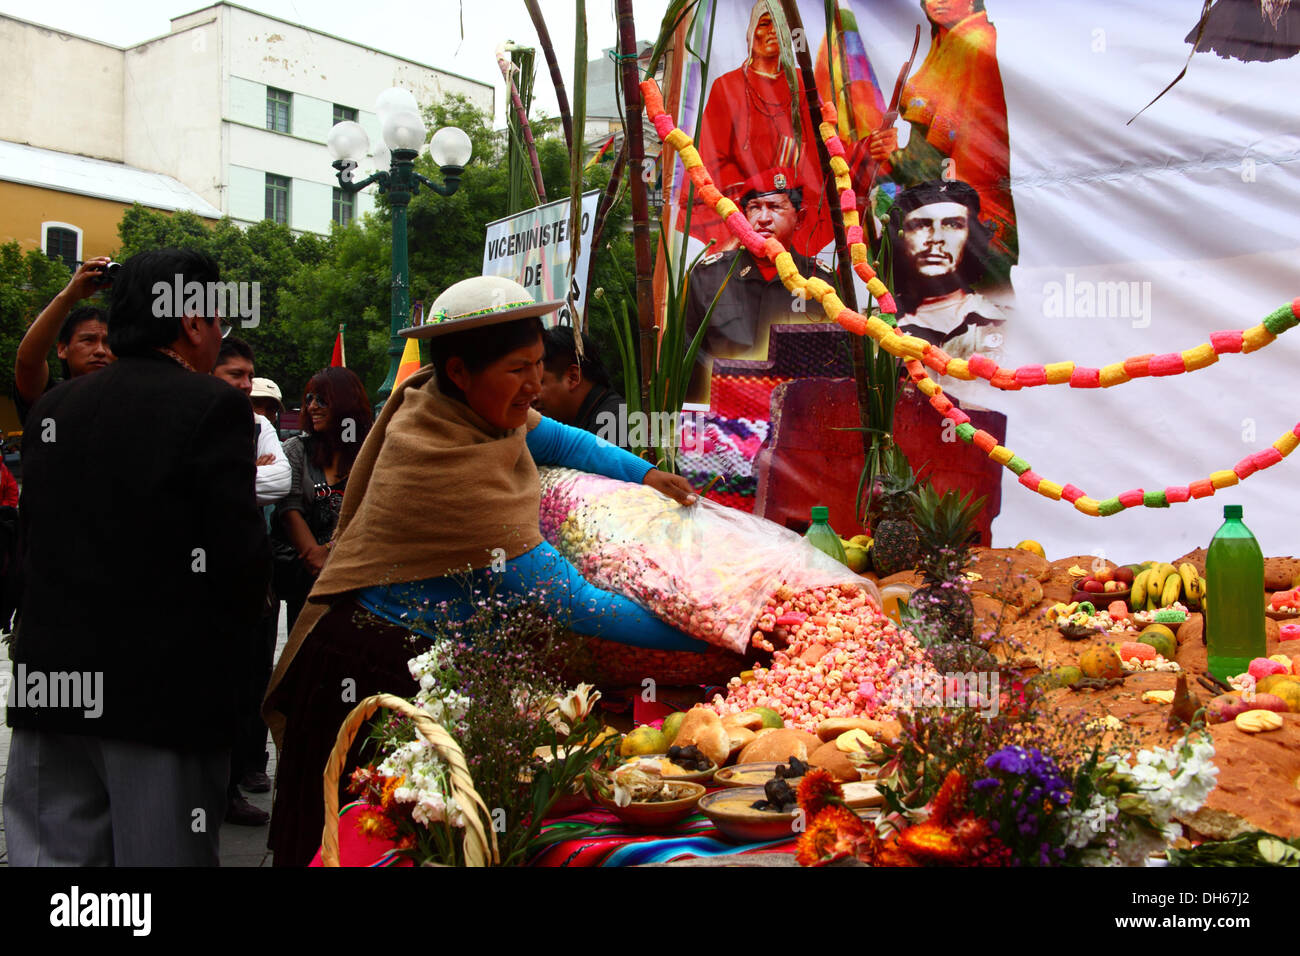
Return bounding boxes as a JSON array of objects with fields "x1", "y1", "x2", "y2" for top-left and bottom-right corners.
[
  {"x1": 332, "y1": 188, "x2": 354, "y2": 226},
  {"x1": 265, "y1": 174, "x2": 291, "y2": 225},
  {"x1": 266, "y1": 87, "x2": 292, "y2": 133},
  {"x1": 42, "y1": 224, "x2": 81, "y2": 270},
  {"x1": 333, "y1": 104, "x2": 358, "y2": 125}
]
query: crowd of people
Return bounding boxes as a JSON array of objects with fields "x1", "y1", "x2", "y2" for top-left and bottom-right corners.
[{"x1": 1, "y1": 249, "x2": 695, "y2": 867}]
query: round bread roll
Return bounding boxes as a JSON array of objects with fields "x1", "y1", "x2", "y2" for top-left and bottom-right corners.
[
  {"x1": 816, "y1": 717, "x2": 902, "y2": 745},
  {"x1": 737, "y1": 727, "x2": 824, "y2": 765},
  {"x1": 722, "y1": 711, "x2": 763, "y2": 732},
  {"x1": 674, "y1": 706, "x2": 730, "y2": 767},
  {"x1": 809, "y1": 740, "x2": 861, "y2": 782},
  {"x1": 725, "y1": 726, "x2": 757, "y2": 758}
]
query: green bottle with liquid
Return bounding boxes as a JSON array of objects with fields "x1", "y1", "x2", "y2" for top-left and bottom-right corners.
[
  {"x1": 805, "y1": 505, "x2": 848, "y2": 566},
  {"x1": 1205, "y1": 504, "x2": 1266, "y2": 682}
]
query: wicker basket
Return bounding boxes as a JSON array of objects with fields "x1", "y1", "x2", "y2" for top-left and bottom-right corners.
[{"x1": 321, "y1": 693, "x2": 499, "y2": 867}]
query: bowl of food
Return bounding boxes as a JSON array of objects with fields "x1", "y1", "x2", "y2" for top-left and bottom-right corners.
[
  {"x1": 699, "y1": 785, "x2": 802, "y2": 843},
  {"x1": 620, "y1": 746, "x2": 717, "y2": 784},
  {"x1": 713, "y1": 755, "x2": 809, "y2": 789},
  {"x1": 589, "y1": 766, "x2": 706, "y2": 828}
]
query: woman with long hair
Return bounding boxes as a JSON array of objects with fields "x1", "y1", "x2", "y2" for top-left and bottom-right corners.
[{"x1": 272, "y1": 367, "x2": 372, "y2": 627}]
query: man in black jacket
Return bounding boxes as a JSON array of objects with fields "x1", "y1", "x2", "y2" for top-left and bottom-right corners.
[{"x1": 3, "y1": 248, "x2": 271, "y2": 866}]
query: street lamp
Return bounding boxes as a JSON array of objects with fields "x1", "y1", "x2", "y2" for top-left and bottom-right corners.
[{"x1": 328, "y1": 87, "x2": 473, "y2": 401}]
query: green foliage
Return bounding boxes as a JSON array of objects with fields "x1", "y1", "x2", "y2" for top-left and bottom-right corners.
[
  {"x1": 102, "y1": 93, "x2": 637, "y2": 407},
  {"x1": 0, "y1": 242, "x2": 76, "y2": 398}
]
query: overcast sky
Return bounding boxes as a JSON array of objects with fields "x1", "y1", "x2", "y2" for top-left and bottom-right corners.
[{"x1": 0, "y1": 0, "x2": 672, "y2": 127}]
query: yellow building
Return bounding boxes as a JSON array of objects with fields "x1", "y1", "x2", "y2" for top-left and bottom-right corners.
[{"x1": 0, "y1": 139, "x2": 221, "y2": 268}]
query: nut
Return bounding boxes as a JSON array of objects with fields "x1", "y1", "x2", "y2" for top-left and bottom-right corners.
[{"x1": 1234, "y1": 709, "x2": 1285, "y2": 733}]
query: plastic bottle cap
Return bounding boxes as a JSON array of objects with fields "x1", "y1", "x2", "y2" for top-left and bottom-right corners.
[
  {"x1": 1224, "y1": 504, "x2": 1243, "y2": 519},
  {"x1": 810, "y1": 505, "x2": 829, "y2": 521}
]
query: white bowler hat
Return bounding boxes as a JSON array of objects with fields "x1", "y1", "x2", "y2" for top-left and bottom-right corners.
[{"x1": 400, "y1": 275, "x2": 562, "y2": 339}]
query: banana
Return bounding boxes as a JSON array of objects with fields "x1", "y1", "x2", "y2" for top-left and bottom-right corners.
[
  {"x1": 1178, "y1": 563, "x2": 1199, "y2": 598},
  {"x1": 1131, "y1": 569, "x2": 1151, "y2": 608},
  {"x1": 1146, "y1": 565, "x2": 1171, "y2": 602},
  {"x1": 1161, "y1": 572, "x2": 1183, "y2": 608}
]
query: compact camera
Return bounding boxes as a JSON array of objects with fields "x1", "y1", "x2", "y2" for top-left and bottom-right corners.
[{"x1": 95, "y1": 261, "x2": 123, "y2": 286}]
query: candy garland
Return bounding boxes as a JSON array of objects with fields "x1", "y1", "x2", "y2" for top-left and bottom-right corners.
[{"x1": 642, "y1": 78, "x2": 1300, "y2": 517}]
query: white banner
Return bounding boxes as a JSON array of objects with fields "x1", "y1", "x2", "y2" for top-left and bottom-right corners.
[
  {"x1": 482, "y1": 189, "x2": 601, "y2": 328},
  {"x1": 666, "y1": 0, "x2": 1300, "y2": 558}
]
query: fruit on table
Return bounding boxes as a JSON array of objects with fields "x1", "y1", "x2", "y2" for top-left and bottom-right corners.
[
  {"x1": 1137, "y1": 624, "x2": 1176, "y2": 660},
  {"x1": 909, "y1": 484, "x2": 985, "y2": 644},
  {"x1": 1264, "y1": 680, "x2": 1300, "y2": 712},
  {"x1": 849, "y1": 534, "x2": 872, "y2": 549},
  {"x1": 1015, "y1": 539, "x2": 1046, "y2": 558},
  {"x1": 660, "y1": 711, "x2": 686, "y2": 745},
  {"x1": 844, "y1": 546, "x2": 870, "y2": 574},
  {"x1": 1206, "y1": 692, "x2": 1248, "y2": 723},
  {"x1": 1079, "y1": 644, "x2": 1124, "y2": 679},
  {"x1": 750, "y1": 706, "x2": 784, "y2": 729},
  {"x1": 620, "y1": 726, "x2": 671, "y2": 757},
  {"x1": 868, "y1": 460, "x2": 921, "y2": 576}
]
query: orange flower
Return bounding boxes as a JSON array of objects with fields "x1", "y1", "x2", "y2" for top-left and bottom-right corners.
[
  {"x1": 356, "y1": 807, "x2": 398, "y2": 841},
  {"x1": 795, "y1": 805, "x2": 875, "y2": 867},
  {"x1": 927, "y1": 770, "x2": 967, "y2": 827},
  {"x1": 896, "y1": 820, "x2": 966, "y2": 865},
  {"x1": 796, "y1": 768, "x2": 844, "y2": 818},
  {"x1": 379, "y1": 774, "x2": 406, "y2": 810}
]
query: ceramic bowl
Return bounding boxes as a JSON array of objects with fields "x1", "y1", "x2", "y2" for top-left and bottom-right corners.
[
  {"x1": 592, "y1": 780, "x2": 706, "y2": 828},
  {"x1": 699, "y1": 786, "x2": 800, "y2": 843}
]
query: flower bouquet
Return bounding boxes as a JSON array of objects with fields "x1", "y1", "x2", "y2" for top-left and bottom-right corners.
[{"x1": 325, "y1": 583, "x2": 622, "y2": 867}]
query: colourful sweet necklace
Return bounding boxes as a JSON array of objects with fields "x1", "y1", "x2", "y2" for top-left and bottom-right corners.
[{"x1": 642, "y1": 78, "x2": 1300, "y2": 517}]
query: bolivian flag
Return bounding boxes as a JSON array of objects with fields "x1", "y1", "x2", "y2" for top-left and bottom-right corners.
[{"x1": 395, "y1": 336, "x2": 422, "y2": 388}]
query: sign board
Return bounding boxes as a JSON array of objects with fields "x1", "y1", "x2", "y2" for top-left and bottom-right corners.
[{"x1": 482, "y1": 189, "x2": 602, "y2": 328}]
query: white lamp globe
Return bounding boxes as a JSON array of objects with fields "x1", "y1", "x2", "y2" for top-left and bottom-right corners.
[
  {"x1": 371, "y1": 142, "x2": 390, "y2": 172},
  {"x1": 326, "y1": 121, "x2": 370, "y2": 162},
  {"x1": 382, "y1": 109, "x2": 427, "y2": 151},
  {"x1": 429, "y1": 126, "x2": 473, "y2": 168},
  {"x1": 375, "y1": 87, "x2": 419, "y2": 120}
]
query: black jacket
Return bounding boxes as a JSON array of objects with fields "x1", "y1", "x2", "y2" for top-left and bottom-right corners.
[{"x1": 7, "y1": 352, "x2": 270, "y2": 749}]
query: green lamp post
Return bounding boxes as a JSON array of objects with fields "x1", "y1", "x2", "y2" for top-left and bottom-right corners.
[{"x1": 327, "y1": 88, "x2": 473, "y2": 402}]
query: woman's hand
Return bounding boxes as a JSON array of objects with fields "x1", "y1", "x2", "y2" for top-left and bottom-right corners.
[
  {"x1": 302, "y1": 543, "x2": 330, "y2": 576},
  {"x1": 642, "y1": 469, "x2": 698, "y2": 506}
]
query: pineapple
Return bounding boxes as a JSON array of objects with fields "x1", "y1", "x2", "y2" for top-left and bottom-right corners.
[
  {"x1": 908, "y1": 484, "x2": 987, "y2": 645},
  {"x1": 867, "y1": 464, "x2": 921, "y2": 577}
]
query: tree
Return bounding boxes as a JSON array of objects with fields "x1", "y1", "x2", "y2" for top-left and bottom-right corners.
[{"x1": 0, "y1": 242, "x2": 74, "y2": 398}]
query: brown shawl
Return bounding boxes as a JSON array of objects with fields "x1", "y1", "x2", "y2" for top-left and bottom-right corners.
[{"x1": 263, "y1": 366, "x2": 543, "y2": 744}]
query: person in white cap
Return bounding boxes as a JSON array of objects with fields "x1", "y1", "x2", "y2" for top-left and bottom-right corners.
[{"x1": 250, "y1": 376, "x2": 285, "y2": 433}]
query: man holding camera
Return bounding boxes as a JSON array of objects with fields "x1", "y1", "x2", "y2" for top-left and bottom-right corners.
[
  {"x1": 4, "y1": 248, "x2": 271, "y2": 865},
  {"x1": 13, "y1": 256, "x2": 116, "y2": 424}
]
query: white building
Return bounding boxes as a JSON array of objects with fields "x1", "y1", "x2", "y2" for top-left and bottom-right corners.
[{"x1": 1, "y1": 3, "x2": 494, "y2": 236}]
